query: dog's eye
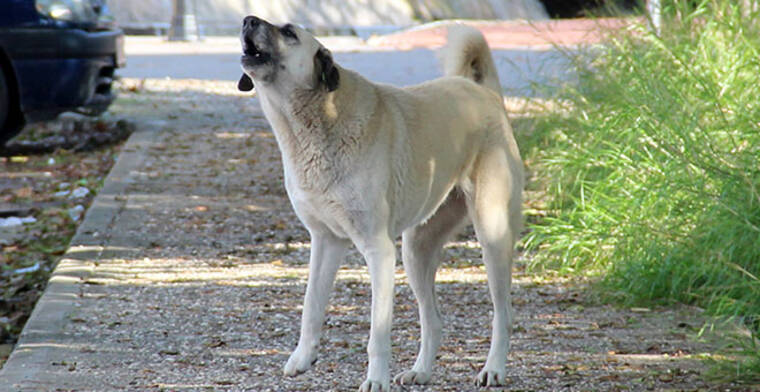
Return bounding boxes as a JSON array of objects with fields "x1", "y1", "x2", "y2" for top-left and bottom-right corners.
[{"x1": 281, "y1": 25, "x2": 298, "y2": 40}]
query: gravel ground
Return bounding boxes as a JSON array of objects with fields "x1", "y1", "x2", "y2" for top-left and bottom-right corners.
[{"x1": 4, "y1": 79, "x2": 744, "y2": 391}]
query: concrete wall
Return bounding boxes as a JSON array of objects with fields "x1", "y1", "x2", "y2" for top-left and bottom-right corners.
[
  {"x1": 109, "y1": 0, "x2": 548, "y2": 33},
  {"x1": 407, "y1": 0, "x2": 548, "y2": 21}
]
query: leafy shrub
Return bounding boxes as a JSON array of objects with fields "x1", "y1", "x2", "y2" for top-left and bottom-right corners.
[{"x1": 521, "y1": 0, "x2": 760, "y2": 379}]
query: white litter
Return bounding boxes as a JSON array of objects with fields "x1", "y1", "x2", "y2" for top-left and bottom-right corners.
[
  {"x1": 0, "y1": 216, "x2": 37, "y2": 228},
  {"x1": 69, "y1": 187, "x2": 90, "y2": 199},
  {"x1": 53, "y1": 190, "x2": 70, "y2": 197},
  {"x1": 12, "y1": 262, "x2": 41, "y2": 275},
  {"x1": 68, "y1": 205, "x2": 85, "y2": 221}
]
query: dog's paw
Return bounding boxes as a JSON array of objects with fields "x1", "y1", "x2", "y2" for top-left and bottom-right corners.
[
  {"x1": 394, "y1": 370, "x2": 432, "y2": 385},
  {"x1": 283, "y1": 348, "x2": 317, "y2": 376},
  {"x1": 475, "y1": 368, "x2": 507, "y2": 387},
  {"x1": 358, "y1": 378, "x2": 390, "y2": 392}
]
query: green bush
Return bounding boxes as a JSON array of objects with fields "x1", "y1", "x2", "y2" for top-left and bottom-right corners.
[{"x1": 521, "y1": 0, "x2": 760, "y2": 379}]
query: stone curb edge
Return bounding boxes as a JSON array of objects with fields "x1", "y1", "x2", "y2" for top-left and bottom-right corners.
[{"x1": 0, "y1": 121, "x2": 166, "y2": 389}]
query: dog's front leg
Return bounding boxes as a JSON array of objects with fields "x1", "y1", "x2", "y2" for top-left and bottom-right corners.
[
  {"x1": 357, "y1": 236, "x2": 396, "y2": 392},
  {"x1": 284, "y1": 231, "x2": 350, "y2": 376}
]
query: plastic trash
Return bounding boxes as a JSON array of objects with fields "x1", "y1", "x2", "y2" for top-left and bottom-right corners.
[
  {"x1": 0, "y1": 216, "x2": 37, "y2": 227},
  {"x1": 69, "y1": 187, "x2": 90, "y2": 199},
  {"x1": 68, "y1": 205, "x2": 85, "y2": 221},
  {"x1": 12, "y1": 262, "x2": 41, "y2": 275}
]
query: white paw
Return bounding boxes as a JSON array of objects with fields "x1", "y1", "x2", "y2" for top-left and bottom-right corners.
[
  {"x1": 394, "y1": 369, "x2": 432, "y2": 385},
  {"x1": 283, "y1": 347, "x2": 317, "y2": 376},
  {"x1": 475, "y1": 368, "x2": 507, "y2": 387},
  {"x1": 359, "y1": 378, "x2": 390, "y2": 392}
]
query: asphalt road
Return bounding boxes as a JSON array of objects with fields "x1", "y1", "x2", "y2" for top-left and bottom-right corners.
[{"x1": 120, "y1": 36, "x2": 574, "y2": 97}]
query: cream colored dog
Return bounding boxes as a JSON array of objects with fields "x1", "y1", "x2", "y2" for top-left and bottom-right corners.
[{"x1": 238, "y1": 16, "x2": 523, "y2": 391}]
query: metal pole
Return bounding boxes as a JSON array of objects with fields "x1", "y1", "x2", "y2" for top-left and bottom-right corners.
[{"x1": 168, "y1": 0, "x2": 198, "y2": 41}]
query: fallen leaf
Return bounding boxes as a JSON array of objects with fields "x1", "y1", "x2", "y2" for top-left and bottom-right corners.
[
  {"x1": 658, "y1": 372, "x2": 674, "y2": 382},
  {"x1": 14, "y1": 187, "x2": 32, "y2": 198},
  {"x1": 598, "y1": 374, "x2": 620, "y2": 382}
]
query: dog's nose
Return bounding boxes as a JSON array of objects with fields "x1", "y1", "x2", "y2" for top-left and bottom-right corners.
[{"x1": 243, "y1": 16, "x2": 261, "y2": 30}]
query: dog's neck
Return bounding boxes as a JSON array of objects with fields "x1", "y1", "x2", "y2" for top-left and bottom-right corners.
[{"x1": 258, "y1": 68, "x2": 375, "y2": 191}]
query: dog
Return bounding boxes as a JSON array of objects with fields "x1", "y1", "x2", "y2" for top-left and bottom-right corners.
[{"x1": 238, "y1": 16, "x2": 523, "y2": 391}]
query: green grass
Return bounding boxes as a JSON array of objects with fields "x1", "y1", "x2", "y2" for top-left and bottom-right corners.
[{"x1": 519, "y1": 0, "x2": 760, "y2": 381}]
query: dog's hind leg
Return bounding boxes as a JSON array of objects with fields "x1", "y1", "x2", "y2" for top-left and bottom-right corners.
[
  {"x1": 395, "y1": 189, "x2": 468, "y2": 386},
  {"x1": 467, "y1": 145, "x2": 522, "y2": 387},
  {"x1": 284, "y1": 230, "x2": 350, "y2": 376}
]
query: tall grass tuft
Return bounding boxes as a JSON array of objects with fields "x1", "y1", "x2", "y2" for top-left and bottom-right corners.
[{"x1": 521, "y1": 0, "x2": 760, "y2": 379}]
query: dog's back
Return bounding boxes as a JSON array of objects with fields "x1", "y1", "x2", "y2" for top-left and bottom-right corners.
[{"x1": 439, "y1": 25, "x2": 502, "y2": 96}]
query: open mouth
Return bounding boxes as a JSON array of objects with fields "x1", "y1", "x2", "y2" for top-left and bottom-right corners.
[{"x1": 242, "y1": 35, "x2": 271, "y2": 64}]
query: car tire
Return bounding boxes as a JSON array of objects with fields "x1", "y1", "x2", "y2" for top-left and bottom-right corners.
[
  {"x1": 0, "y1": 64, "x2": 24, "y2": 146},
  {"x1": 0, "y1": 65, "x2": 8, "y2": 134}
]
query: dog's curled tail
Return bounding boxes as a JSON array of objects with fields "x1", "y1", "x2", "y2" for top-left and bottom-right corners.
[{"x1": 440, "y1": 25, "x2": 502, "y2": 96}]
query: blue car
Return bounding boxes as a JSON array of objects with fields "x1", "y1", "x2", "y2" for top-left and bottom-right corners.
[{"x1": 0, "y1": 0, "x2": 125, "y2": 145}]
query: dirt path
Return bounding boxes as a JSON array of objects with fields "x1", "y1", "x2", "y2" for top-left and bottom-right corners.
[{"x1": 1, "y1": 79, "x2": 739, "y2": 391}]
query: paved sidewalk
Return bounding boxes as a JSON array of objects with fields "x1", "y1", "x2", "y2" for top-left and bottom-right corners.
[{"x1": 0, "y1": 19, "x2": 727, "y2": 392}]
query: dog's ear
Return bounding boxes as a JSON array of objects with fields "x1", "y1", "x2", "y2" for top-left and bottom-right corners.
[
  {"x1": 314, "y1": 47, "x2": 339, "y2": 92},
  {"x1": 238, "y1": 74, "x2": 254, "y2": 92}
]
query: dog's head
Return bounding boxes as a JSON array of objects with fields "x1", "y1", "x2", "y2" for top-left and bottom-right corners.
[{"x1": 238, "y1": 16, "x2": 339, "y2": 94}]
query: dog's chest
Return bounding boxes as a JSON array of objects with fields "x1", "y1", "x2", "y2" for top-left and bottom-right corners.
[
  {"x1": 285, "y1": 178, "x2": 360, "y2": 238},
  {"x1": 267, "y1": 121, "x2": 356, "y2": 192}
]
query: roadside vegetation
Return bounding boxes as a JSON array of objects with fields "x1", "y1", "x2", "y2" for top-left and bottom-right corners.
[{"x1": 519, "y1": 0, "x2": 760, "y2": 382}]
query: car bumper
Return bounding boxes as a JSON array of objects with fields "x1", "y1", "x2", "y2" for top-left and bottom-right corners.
[
  {"x1": 2, "y1": 27, "x2": 125, "y2": 64},
  {"x1": 1, "y1": 27, "x2": 125, "y2": 121}
]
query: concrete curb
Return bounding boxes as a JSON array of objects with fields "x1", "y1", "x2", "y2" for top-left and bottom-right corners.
[{"x1": 0, "y1": 121, "x2": 165, "y2": 390}]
